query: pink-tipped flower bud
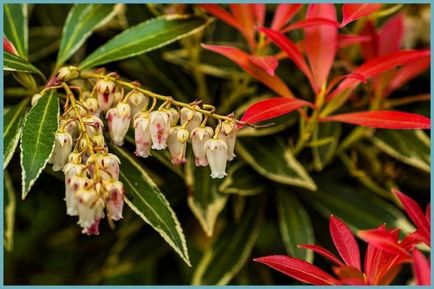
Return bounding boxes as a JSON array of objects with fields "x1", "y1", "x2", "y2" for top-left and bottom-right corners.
[
  {"x1": 134, "y1": 112, "x2": 152, "y2": 158},
  {"x1": 191, "y1": 126, "x2": 214, "y2": 166},
  {"x1": 180, "y1": 107, "x2": 203, "y2": 133},
  {"x1": 127, "y1": 90, "x2": 149, "y2": 121},
  {"x1": 149, "y1": 110, "x2": 171, "y2": 150},
  {"x1": 219, "y1": 120, "x2": 237, "y2": 161},
  {"x1": 82, "y1": 115, "x2": 104, "y2": 137},
  {"x1": 104, "y1": 181, "x2": 124, "y2": 221},
  {"x1": 167, "y1": 126, "x2": 189, "y2": 165},
  {"x1": 96, "y1": 79, "x2": 116, "y2": 111},
  {"x1": 49, "y1": 132, "x2": 73, "y2": 171},
  {"x1": 56, "y1": 66, "x2": 80, "y2": 82},
  {"x1": 204, "y1": 138, "x2": 228, "y2": 179},
  {"x1": 84, "y1": 98, "x2": 100, "y2": 117},
  {"x1": 106, "y1": 102, "x2": 131, "y2": 146}
]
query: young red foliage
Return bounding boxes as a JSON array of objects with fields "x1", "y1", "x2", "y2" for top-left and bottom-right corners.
[
  {"x1": 412, "y1": 249, "x2": 431, "y2": 285},
  {"x1": 341, "y1": 4, "x2": 382, "y2": 27},
  {"x1": 3, "y1": 37, "x2": 18, "y2": 55},
  {"x1": 198, "y1": 4, "x2": 242, "y2": 31},
  {"x1": 239, "y1": 97, "x2": 313, "y2": 127},
  {"x1": 330, "y1": 215, "x2": 361, "y2": 270},
  {"x1": 253, "y1": 255, "x2": 339, "y2": 285},
  {"x1": 323, "y1": 110, "x2": 431, "y2": 129},
  {"x1": 297, "y1": 244, "x2": 345, "y2": 266},
  {"x1": 201, "y1": 44, "x2": 294, "y2": 98},
  {"x1": 281, "y1": 17, "x2": 339, "y2": 33},
  {"x1": 271, "y1": 4, "x2": 302, "y2": 31},
  {"x1": 250, "y1": 4, "x2": 265, "y2": 27},
  {"x1": 358, "y1": 227, "x2": 412, "y2": 258},
  {"x1": 338, "y1": 34, "x2": 372, "y2": 48},
  {"x1": 304, "y1": 4, "x2": 338, "y2": 92},
  {"x1": 248, "y1": 55, "x2": 279, "y2": 76}
]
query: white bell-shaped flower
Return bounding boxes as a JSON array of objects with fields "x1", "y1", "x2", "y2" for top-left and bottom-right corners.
[
  {"x1": 191, "y1": 126, "x2": 214, "y2": 166},
  {"x1": 88, "y1": 153, "x2": 120, "y2": 181},
  {"x1": 180, "y1": 107, "x2": 203, "y2": 133},
  {"x1": 84, "y1": 98, "x2": 100, "y2": 117},
  {"x1": 134, "y1": 112, "x2": 152, "y2": 158},
  {"x1": 167, "y1": 126, "x2": 189, "y2": 165},
  {"x1": 82, "y1": 115, "x2": 104, "y2": 137},
  {"x1": 149, "y1": 110, "x2": 171, "y2": 150},
  {"x1": 49, "y1": 132, "x2": 73, "y2": 171},
  {"x1": 61, "y1": 119, "x2": 79, "y2": 145},
  {"x1": 76, "y1": 186, "x2": 105, "y2": 230},
  {"x1": 82, "y1": 218, "x2": 101, "y2": 236},
  {"x1": 96, "y1": 79, "x2": 116, "y2": 111},
  {"x1": 65, "y1": 175, "x2": 88, "y2": 216},
  {"x1": 218, "y1": 121, "x2": 237, "y2": 161},
  {"x1": 204, "y1": 138, "x2": 228, "y2": 178},
  {"x1": 167, "y1": 107, "x2": 180, "y2": 126},
  {"x1": 106, "y1": 102, "x2": 131, "y2": 146},
  {"x1": 127, "y1": 91, "x2": 149, "y2": 122},
  {"x1": 104, "y1": 181, "x2": 125, "y2": 221}
]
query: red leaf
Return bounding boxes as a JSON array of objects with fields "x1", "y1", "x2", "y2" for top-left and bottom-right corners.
[
  {"x1": 338, "y1": 34, "x2": 372, "y2": 49},
  {"x1": 250, "y1": 4, "x2": 265, "y2": 27},
  {"x1": 240, "y1": 97, "x2": 313, "y2": 127},
  {"x1": 305, "y1": 4, "x2": 338, "y2": 90},
  {"x1": 229, "y1": 4, "x2": 256, "y2": 49},
  {"x1": 323, "y1": 111, "x2": 431, "y2": 129},
  {"x1": 364, "y1": 243, "x2": 403, "y2": 285},
  {"x1": 254, "y1": 255, "x2": 339, "y2": 285},
  {"x1": 426, "y1": 204, "x2": 430, "y2": 223},
  {"x1": 259, "y1": 27, "x2": 316, "y2": 91},
  {"x1": 358, "y1": 228, "x2": 411, "y2": 258},
  {"x1": 329, "y1": 215, "x2": 361, "y2": 270},
  {"x1": 393, "y1": 189, "x2": 430, "y2": 243},
  {"x1": 412, "y1": 249, "x2": 431, "y2": 285},
  {"x1": 198, "y1": 4, "x2": 242, "y2": 31},
  {"x1": 271, "y1": 4, "x2": 302, "y2": 31},
  {"x1": 298, "y1": 244, "x2": 345, "y2": 266},
  {"x1": 360, "y1": 20, "x2": 378, "y2": 60},
  {"x1": 378, "y1": 13, "x2": 403, "y2": 56},
  {"x1": 248, "y1": 55, "x2": 279, "y2": 76},
  {"x1": 341, "y1": 4, "x2": 382, "y2": 27},
  {"x1": 281, "y1": 17, "x2": 340, "y2": 33},
  {"x1": 387, "y1": 57, "x2": 430, "y2": 94},
  {"x1": 202, "y1": 44, "x2": 293, "y2": 98},
  {"x1": 333, "y1": 266, "x2": 366, "y2": 285},
  {"x1": 3, "y1": 37, "x2": 18, "y2": 55},
  {"x1": 328, "y1": 50, "x2": 430, "y2": 100}
]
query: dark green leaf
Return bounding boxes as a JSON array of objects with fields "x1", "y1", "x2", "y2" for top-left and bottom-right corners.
[
  {"x1": 109, "y1": 144, "x2": 190, "y2": 266},
  {"x1": 192, "y1": 198, "x2": 263, "y2": 285},
  {"x1": 301, "y1": 171, "x2": 413, "y2": 233},
  {"x1": 219, "y1": 161, "x2": 265, "y2": 196},
  {"x1": 79, "y1": 15, "x2": 210, "y2": 69},
  {"x1": 4, "y1": 98, "x2": 29, "y2": 169},
  {"x1": 4, "y1": 4, "x2": 28, "y2": 57},
  {"x1": 276, "y1": 189, "x2": 314, "y2": 262},
  {"x1": 20, "y1": 91, "x2": 59, "y2": 199},
  {"x1": 372, "y1": 130, "x2": 430, "y2": 173},
  {"x1": 185, "y1": 157, "x2": 228, "y2": 237},
  {"x1": 312, "y1": 122, "x2": 341, "y2": 171},
  {"x1": 56, "y1": 4, "x2": 118, "y2": 67},
  {"x1": 236, "y1": 136, "x2": 316, "y2": 190},
  {"x1": 4, "y1": 51, "x2": 45, "y2": 79}
]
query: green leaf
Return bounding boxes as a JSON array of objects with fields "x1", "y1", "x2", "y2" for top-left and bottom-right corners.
[
  {"x1": 236, "y1": 136, "x2": 317, "y2": 190},
  {"x1": 4, "y1": 51, "x2": 45, "y2": 79},
  {"x1": 79, "y1": 14, "x2": 210, "y2": 69},
  {"x1": 301, "y1": 169, "x2": 414, "y2": 233},
  {"x1": 219, "y1": 161, "x2": 265, "y2": 196},
  {"x1": 192, "y1": 198, "x2": 263, "y2": 285},
  {"x1": 4, "y1": 4, "x2": 28, "y2": 58},
  {"x1": 372, "y1": 130, "x2": 430, "y2": 173},
  {"x1": 56, "y1": 4, "x2": 118, "y2": 67},
  {"x1": 185, "y1": 157, "x2": 228, "y2": 237},
  {"x1": 312, "y1": 122, "x2": 341, "y2": 171},
  {"x1": 109, "y1": 144, "x2": 190, "y2": 266},
  {"x1": 20, "y1": 91, "x2": 59, "y2": 199},
  {"x1": 4, "y1": 98, "x2": 29, "y2": 169},
  {"x1": 4, "y1": 170, "x2": 16, "y2": 252},
  {"x1": 276, "y1": 189, "x2": 314, "y2": 262}
]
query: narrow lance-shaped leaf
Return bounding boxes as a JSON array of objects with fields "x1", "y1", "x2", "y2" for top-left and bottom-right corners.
[
  {"x1": 240, "y1": 97, "x2": 313, "y2": 127},
  {"x1": 281, "y1": 17, "x2": 340, "y2": 33},
  {"x1": 229, "y1": 4, "x2": 256, "y2": 49},
  {"x1": 254, "y1": 255, "x2": 339, "y2": 285},
  {"x1": 330, "y1": 215, "x2": 361, "y2": 270},
  {"x1": 20, "y1": 91, "x2": 59, "y2": 199},
  {"x1": 4, "y1": 4, "x2": 28, "y2": 58},
  {"x1": 79, "y1": 15, "x2": 209, "y2": 69},
  {"x1": 202, "y1": 44, "x2": 294, "y2": 98},
  {"x1": 276, "y1": 190, "x2": 314, "y2": 262},
  {"x1": 341, "y1": 4, "x2": 382, "y2": 27},
  {"x1": 109, "y1": 144, "x2": 190, "y2": 266},
  {"x1": 198, "y1": 4, "x2": 243, "y2": 31},
  {"x1": 192, "y1": 198, "x2": 263, "y2": 285},
  {"x1": 412, "y1": 249, "x2": 431, "y2": 285},
  {"x1": 4, "y1": 98, "x2": 29, "y2": 169},
  {"x1": 56, "y1": 4, "x2": 118, "y2": 67},
  {"x1": 298, "y1": 244, "x2": 345, "y2": 267},
  {"x1": 4, "y1": 51, "x2": 45, "y2": 79},
  {"x1": 248, "y1": 55, "x2": 279, "y2": 76},
  {"x1": 323, "y1": 110, "x2": 431, "y2": 130},
  {"x1": 271, "y1": 4, "x2": 302, "y2": 31}
]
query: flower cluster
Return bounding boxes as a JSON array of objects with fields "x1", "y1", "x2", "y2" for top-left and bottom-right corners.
[{"x1": 44, "y1": 67, "x2": 240, "y2": 235}]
